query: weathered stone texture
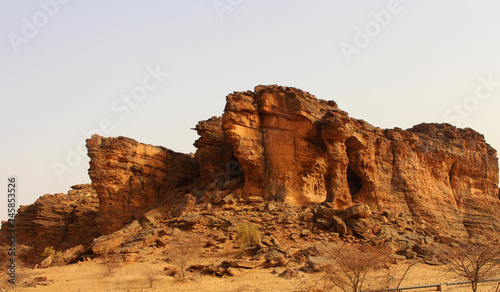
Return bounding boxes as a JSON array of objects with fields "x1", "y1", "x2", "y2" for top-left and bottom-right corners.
[
  {"x1": 87, "y1": 135, "x2": 199, "y2": 234},
  {"x1": 211, "y1": 85, "x2": 500, "y2": 238},
  {"x1": 0, "y1": 184, "x2": 99, "y2": 260}
]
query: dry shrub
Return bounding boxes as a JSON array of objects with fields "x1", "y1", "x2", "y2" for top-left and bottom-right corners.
[
  {"x1": 42, "y1": 246, "x2": 55, "y2": 257},
  {"x1": 53, "y1": 251, "x2": 64, "y2": 266},
  {"x1": 235, "y1": 223, "x2": 260, "y2": 248},
  {"x1": 442, "y1": 242, "x2": 500, "y2": 292},
  {"x1": 164, "y1": 232, "x2": 203, "y2": 281},
  {"x1": 319, "y1": 243, "x2": 390, "y2": 292},
  {"x1": 102, "y1": 256, "x2": 122, "y2": 277},
  {"x1": 42, "y1": 246, "x2": 64, "y2": 266},
  {"x1": 142, "y1": 266, "x2": 161, "y2": 288}
]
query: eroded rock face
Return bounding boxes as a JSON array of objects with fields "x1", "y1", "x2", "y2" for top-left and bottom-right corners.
[
  {"x1": 221, "y1": 85, "x2": 339, "y2": 204},
  {"x1": 194, "y1": 116, "x2": 242, "y2": 184},
  {"x1": 202, "y1": 85, "x2": 500, "y2": 239},
  {"x1": 87, "y1": 135, "x2": 199, "y2": 234},
  {"x1": 7, "y1": 85, "x2": 498, "y2": 262},
  {"x1": 0, "y1": 184, "x2": 99, "y2": 261}
]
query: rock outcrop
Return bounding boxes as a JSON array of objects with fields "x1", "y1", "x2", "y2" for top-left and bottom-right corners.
[
  {"x1": 197, "y1": 85, "x2": 500, "y2": 239},
  {"x1": 193, "y1": 116, "x2": 241, "y2": 184},
  {"x1": 87, "y1": 135, "x2": 199, "y2": 234},
  {"x1": 0, "y1": 184, "x2": 99, "y2": 261},
  {"x1": 5, "y1": 84, "x2": 500, "y2": 262},
  {"x1": 221, "y1": 86, "x2": 339, "y2": 204}
]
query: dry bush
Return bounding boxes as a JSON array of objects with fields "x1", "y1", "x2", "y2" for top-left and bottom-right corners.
[
  {"x1": 235, "y1": 223, "x2": 261, "y2": 248},
  {"x1": 42, "y1": 246, "x2": 64, "y2": 266},
  {"x1": 142, "y1": 266, "x2": 161, "y2": 288},
  {"x1": 53, "y1": 251, "x2": 64, "y2": 266},
  {"x1": 443, "y1": 242, "x2": 500, "y2": 292},
  {"x1": 42, "y1": 246, "x2": 55, "y2": 257},
  {"x1": 320, "y1": 244, "x2": 390, "y2": 292},
  {"x1": 102, "y1": 256, "x2": 122, "y2": 277},
  {"x1": 164, "y1": 232, "x2": 203, "y2": 281}
]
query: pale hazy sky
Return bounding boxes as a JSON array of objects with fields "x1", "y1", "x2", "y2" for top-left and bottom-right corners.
[{"x1": 2, "y1": 0, "x2": 500, "y2": 220}]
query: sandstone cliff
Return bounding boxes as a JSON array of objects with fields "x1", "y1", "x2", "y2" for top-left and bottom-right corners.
[
  {"x1": 0, "y1": 184, "x2": 99, "y2": 261},
  {"x1": 196, "y1": 85, "x2": 500, "y2": 239},
  {"x1": 87, "y1": 135, "x2": 199, "y2": 234},
  {"x1": 4, "y1": 85, "x2": 500, "y2": 261}
]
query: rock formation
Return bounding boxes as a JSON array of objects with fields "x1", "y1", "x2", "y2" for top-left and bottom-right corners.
[
  {"x1": 220, "y1": 86, "x2": 339, "y2": 204},
  {"x1": 0, "y1": 184, "x2": 99, "y2": 261},
  {"x1": 193, "y1": 116, "x2": 241, "y2": 184},
  {"x1": 3, "y1": 85, "x2": 500, "y2": 263},
  {"x1": 197, "y1": 85, "x2": 500, "y2": 239},
  {"x1": 87, "y1": 135, "x2": 199, "y2": 234}
]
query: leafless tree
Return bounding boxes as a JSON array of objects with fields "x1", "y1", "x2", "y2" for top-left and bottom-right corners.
[
  {"x1": 102, "y1": 255, "x2": 122, "y2": 277},
  {"x1": 322, "y1": 244, "x2": 390, "y2": 292},
  {"x1": 388, "y1": 259, "x2": 419, "y2": 291},
  {"x1": 164, "y1": 232, "x2": 203, "y2": 281},
  {"x1": 444, "y1": 242, "x2": 500, "y2": 292},
  {"x1": 142, "y1": 266, "x2": 161, "y2": 288}
]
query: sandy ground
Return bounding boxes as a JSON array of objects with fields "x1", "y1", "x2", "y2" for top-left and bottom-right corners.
[{"x1": 2, "y1": 259, "x2": 500, "y2": 292}]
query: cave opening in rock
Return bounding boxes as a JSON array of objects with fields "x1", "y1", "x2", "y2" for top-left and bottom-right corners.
[
  {"x1": 347, "y1": 165, "x2": 362, "y2": 197},
  {"x1": 449, "y1": 162, "x2": 457, "y2": 187}
]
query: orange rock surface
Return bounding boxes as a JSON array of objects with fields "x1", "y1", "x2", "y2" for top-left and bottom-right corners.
[
  {"x1": 4, "y1": 84, "x2": 499, "y2": 259},
  {"x1": 210, "y1": 85, "x2": 500, "y2": 238},
  {"x1": 86, "y1": 135, "x2": 199, "y2": 234},
  {"x1": 0, "y1": 184, "x2": 99, "y2": 262}
]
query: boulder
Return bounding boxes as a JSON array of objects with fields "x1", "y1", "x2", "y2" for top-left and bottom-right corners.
[
  {"x1": 343, "y1": 204, "x2": 372, "y2": 221},
  {"x1": 332, "y1": 216, "x2": 347, "y2": 236},
  {"x1": 62, "y1": 245, "x2": 85, "y2": 264},
  {"x1": 227, "y1": 267, "x2": 246, "y2": 276},
  {"x1": 306, "y1": 256, "x2": 331, "y2": 272},
  {"x1": 91, "y1": 220, "x2": 141, "y2": 256},
  {"x1": 263, "y1": 249, "x2": 288, "y2": 268},
  {"x1": 379, "y1": 225, "x2": 399, "y2": 241},
  {"x1": 39, "y1": 256, "x2": 52, "y2": 268},
  {"x1": 247, "y1": 196, "x2": 264, "y2": 204},
  {"x1": 315, "y1": 205, "x2": 334, "y2": 219},
  {"x1": 279, "y1": 268, "x2": 299, "y2": 279},
  {"x1": 176, "y1": 214, "x2": 202, "y2": 228},
  {"x1": 347, "y1": 218, "x2": 374, "y2": 239},
  {"x1": 220, "y1": 259, "x2": 263, "y2": 269},
  {"x1": 123, "y1": 253, "x2": 141, "y2": 263},
  {"x1": 412, "y1": 244, "x2": 437, "y2": 258}
]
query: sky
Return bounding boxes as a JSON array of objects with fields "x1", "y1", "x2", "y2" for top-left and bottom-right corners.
[{"x1": 1, "y1": 0, "x2": 500, "y2": 220}]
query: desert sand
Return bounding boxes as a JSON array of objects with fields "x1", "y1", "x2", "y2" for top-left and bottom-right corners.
[{"x1": 3, "y1": 258, "x2": 500, "y2": 292}]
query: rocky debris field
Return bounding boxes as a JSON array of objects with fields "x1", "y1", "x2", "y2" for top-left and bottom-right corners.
[
  {"x1": 58, "y1": 182, "x2": 461, "y2": 276},
  {"x1": 3, "y1": 183, "x2": 494, "y2": 290}
]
